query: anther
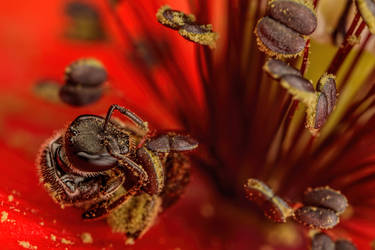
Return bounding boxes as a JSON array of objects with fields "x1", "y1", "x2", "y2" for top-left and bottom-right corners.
[
  {"x1": 255, "y1": 17, "x2": 306, "y2": 58},
  {"x1": 304, "y1": 186, "x2": 348, "y2": 215},
  {"x1": 156, "y1": 5, "x2": 195, "y2": 30},
  {"x1": 311, "y1": 232, "x2": 335, "y2": 250},
  {"x1": 156, "y1": 6, "x2": 218, "y2": 48},
  {"x1": 317, "y1": 74, "x2": 337, "y2": 114},
  {"x1": 59, "y1": 58, "x2": 107, "y2": 106},
  {"x1": 314, "y1": 92, "x2": 329, "y2": 129},
  {"x1": 335, "y1": 239, "x2": 357, "y2": 250},
  {"x1": 294, "y1": 206, "x2": 339, "y2": 229},
  {"x1": 244, "y1": 179, "x2": 294, "y2": 223},
  {"x1": 263, "y1": 59, "x2": 302, "y2": 80},
  {"x1": 268, "y1": 0, "x2": 317, "y2": 35}
]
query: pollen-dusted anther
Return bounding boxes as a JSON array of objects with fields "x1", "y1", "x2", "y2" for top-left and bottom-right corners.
[
  {"x1": 317, "y1": 74, "x2": 337, "y2": 114},
  {"x1": 244, "y1": 178, "x2": 274, "y2": 205},
  {"x1": 268, "y1": 0, "x2": 317, "y2": 35},
  {"x1": 179, "y1": 23, "x2": 218, "y2": 49},
  {"x1": 65, "y1": 58, "x2": 107, "y2": 87},
  {"x1": 64, "y1": 1, "x2": 106, "y2": 41},
  {"x1": 304, "y1": 186, "x2": 348, "y2": 215},
  {"x1": 156, "y1": 5, "x2": 195, "y2": 30},
  {"x1": 244, "y1": 178, "x2": 294, "y2": 223},
  {"x1": 263, "y1": 196, "x2": 294, "y2": 223},
  {"x1": 311, "y1": 232, "x2": 335, "y2": 250},
  {"x1": 59, "y1": 84, "x2": 103, "y2": 107},
  {"x1": 156, "y1": 5, "x2": 218, "y2": 48},
  {"x1": 294, "y1": 206, "x2": 339, "y2": 229},
  {"x1": 314, "y1": 92, "x2": 328, "y2": 129},
  {"x1": 263, "y1": 59, "x2": 301, "y2": 80},
  {"x1": 335, "y1": 239, "x2": 357, "y2": 250},
  {"x1": 59, "y1": 58, "x2": 107, "y2": 106},
  {"x1": 255, "y1": 17, "x2": 306, "y2": 58},
  {"x1": 355, "y1": 0, "x2": 375, "y2": 34}
]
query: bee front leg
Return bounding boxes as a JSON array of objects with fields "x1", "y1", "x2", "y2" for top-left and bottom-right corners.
[{"x1": 82, "y1": 147, "x2": 148, "y2": 220}]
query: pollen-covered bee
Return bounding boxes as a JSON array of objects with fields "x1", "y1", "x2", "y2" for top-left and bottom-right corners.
[{"x1": 37, "y1": 104, "x2": 198, "y2": 243}]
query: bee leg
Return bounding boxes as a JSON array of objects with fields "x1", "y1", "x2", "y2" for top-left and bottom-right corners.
[
  {"x1": 82, "y1": 187, "x2": 137, "y2": 220},
  {"x1": 145, "y1": 132, "x2": 198, "y2": 153},
  {"x1": 103, "y1": 104, "x2": 148, "y2": 132},
  {"x1": 160, "y1": 153, "x2": 191, "y2": 209},
  {"x1": 99, "y1": 171, "x2": 125, "y2": 199},
  {"x1": 82, "y1": 146, "x2": 148, "y2": 220}
]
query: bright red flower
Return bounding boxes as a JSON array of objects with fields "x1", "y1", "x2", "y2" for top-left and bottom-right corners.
[{"x1": 1, "y1": 0, "x2": 375, "y2": 249}]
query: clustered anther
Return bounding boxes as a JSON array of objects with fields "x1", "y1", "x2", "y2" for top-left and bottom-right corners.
[
  {"x1": 59, "y1": 58, "x2": 107, "y2": 106},
  {"x1": 156, "y1": 5, "x2": 218, "y2": 48},
  {"x1": 244, "y1": 178, "x2": 294, "y2": 223},
  {"x1": 264, "y1": 59, "x2": 337, "y2": 134},
  {"x1": 255, "y1": 0, "x2": 317, "y2": 58},
  {"x1": 311, "y1": 232, "x2": 357, "y2": 250},
  {"x1": 294, "y1": 186, "x2": 348, "y2": 229},
  {"x1": 244, "y1": 179, "x2": 348, "y2": 231}
]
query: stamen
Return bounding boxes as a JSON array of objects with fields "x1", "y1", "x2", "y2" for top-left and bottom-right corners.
[
  {"x1": 244, "y1": 179, "x2": 294, "y2": 223},
  {"x1": 303, "y1": 186, "x2": 348, "y2": 215},
  {"x1": 156, "y1": 6, "x2": 218, "y2": 48},
  {"x1": 255, "y1": 17, "x2": 306, "y2": 58},
  {"x1": 294, "y1": 206, "x2": 339, "y2": 229},
  {"x1": 335, "y1": 239, "x2": 357, "y2": 250},
  {"x1": 311, "y1": 232, "x2": 335, "y2": 250},
  {"x1": 59, "y1": 58, "x2": 107, "y2": 106}
]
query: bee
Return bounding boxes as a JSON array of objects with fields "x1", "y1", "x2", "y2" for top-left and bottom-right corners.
[{"x1": 37, "y1": 104, "x2": 198, "y2": 243}]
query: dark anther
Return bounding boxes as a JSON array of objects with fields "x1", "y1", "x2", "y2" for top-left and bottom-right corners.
[
  {"x1": 64, "y1": 1, "x2": 106, "y2": 41},
  {"x1": 294, "y1": 206, "x2": 339, "y2": 229},
  {"x1": 315, "y1": 93, "x2": 329, "y2": 129},
  {"x1": 156, "y1": 5, "x2": 218, "y2": 48},
  {"x1": 311, "y1": 232, "x2": 335, "y2": 250},
  {"x1": 335, "y1": 239, "x2": 357, "y2": 250},
  {"x1": 244, "y1": 179, "x2": 293, "y2": 223},
  {"x1": 268, "y1": 0, "x2": 317, "y2": 35},
  {"x1": 65, "y1": 58, "x2": 107, "y2": 87},
  {"x1": 59, "y1": 58, "x2": 107, "y2": 107},
  {"x1": 317, "y1": 74, "x2": 337, "y2": 114},
  {"x1": 304, "y1": 186, "x2": 348, "y2": 215},
  {"x1": 281, "y1": 75, "x2": 315, "y2": 93},
  {"x1": 263, "y1": 59, "x2": 301, "y2": 80},
  {"x1": 256, "y1": 17, "x2": 306, "y2": 58},
  {"x1": 156, "y1": 5, "x2": 195, "y2": 30},
  {"x1": 65, "y1": 1, "x2": 99, "y2": 19}
]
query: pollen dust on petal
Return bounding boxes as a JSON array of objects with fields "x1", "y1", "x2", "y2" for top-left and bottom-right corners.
[
  {"x1": 81, "y1": 232, "x2": 93, "y2": 244},
  {"x1": 17, "y1": 241, "x2": 38, "y2": 249},
  {"x1": 1, "y1": 211, "x2": 8, "y2": 222},
  {"x1": 8, "y1": 195, "x2": 14, "y2": 202},
  {"x1": 61, "y1": 238, "x2": 74, "y2": 245}
]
